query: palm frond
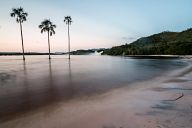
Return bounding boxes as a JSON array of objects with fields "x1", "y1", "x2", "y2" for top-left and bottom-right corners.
[
  {"x1": 10, "y1": 7, "x2": 28, "y2": 23},
  {"x1": 41, "y1": 28, "x2": 46, "y2": 33},
  {"x1": 52, "y1": 30, "x2": 55, "y2": 34},
  {"x1": 50, "y1": 31, "x2": 53, "y2": 36},
  {"x1": 23, "y1": 12, "x2": 28, "y2": 17},
  {"x1": 20, "y1": 16, "x2": 26, "y2": 22},
  {"x1": 50, "y1": 28, "x2": 55, "y2": 34},
  {"x1": 39, "y1": 19, "x2": 56, "y2": 35},
  {"x1": 18, "y1": 7, "x2": 24, "y2": 13},
  {"x1": 12, "y1": 8, "x2": 17, "y2": 13},
  {"x1": 64, "y1": 16, "x2": 72, "y2": 25},
  {"x1": 52, "y1": 24, "x2": 56, "y2": 28},
  {"x1": 10, "y1": 13, "x2": 15, "y2": 17},
  {"x1": 39, "y1": 24, "x2": 43, "y2": 29},
  {"x1": 16, "y1": 18, "x2": 20, "y2": 23}
]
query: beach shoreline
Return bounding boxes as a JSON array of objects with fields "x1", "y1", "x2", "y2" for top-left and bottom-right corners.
[{"x1": 0, "y1": 58, "x2": 192, "y2": 128}]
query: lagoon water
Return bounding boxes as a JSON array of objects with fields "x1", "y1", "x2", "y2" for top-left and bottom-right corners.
[{"x1": 0, "y1": 55, "x2": 188, "y2": 120}]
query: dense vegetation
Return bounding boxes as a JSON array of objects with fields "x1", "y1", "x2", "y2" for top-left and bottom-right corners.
[
  {"x1": 71, "y1": 50, "x2": 95, "y2": 55},
  {"x1": 102, "y1": 28, "x2": 192, "y2": 55}
]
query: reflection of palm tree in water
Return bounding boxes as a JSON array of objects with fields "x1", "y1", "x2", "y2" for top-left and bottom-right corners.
[
  {"x1": 67, "y1": 60, "x2": 74, "y2": 98},
  {"x1": 48, "y1": 60, "x2": 56, "y2": 97},
  {"x1": 49, "y1": 60, "x2": 53, "y2": 86},
  {"x1": 23, "y1": 61, "x2": 27, "y2": 76},
  {"x1": 48, "y1": 60, "x2": 60, "y2": 102},
  {"x1": 22, "y1": 61, "x2": 31, "y2": 110},
  {"x1": 68, "y1": 60, "x2": 72, "y2": 82},
  {"x1": 23, "y1": 60, "x2": 28, "y2": 88}
]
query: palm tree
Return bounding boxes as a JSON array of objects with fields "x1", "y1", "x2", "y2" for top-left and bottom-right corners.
[
  {"x1": 39, "y1": 19, "x2": 56, "y2": 59},
  {"x1": 64, "y1": 16, "x2": 72, "y2": 59},
  {"x1": 10, "y1": 7, "x2": 28, "y2": 61}
]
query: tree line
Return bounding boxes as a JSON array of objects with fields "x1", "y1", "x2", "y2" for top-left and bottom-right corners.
[{"x1": 10, "y1": 7, "x2": 72, "y2": 61}]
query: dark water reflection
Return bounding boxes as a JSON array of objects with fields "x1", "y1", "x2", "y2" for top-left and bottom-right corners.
[{"x1": 0, "y1": 55, "x2": 187, "y2": 120}]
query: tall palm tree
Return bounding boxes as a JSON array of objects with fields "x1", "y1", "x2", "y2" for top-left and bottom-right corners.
[
  {"x1": 39, "y1": 19, "x2": 56, "y2": 59},
  {"x1": 10, "y1": 7, "x2": 28, "y2": 61},
  {"x1": 64, "y1": 16, "x2": 72, "y2": 59}
]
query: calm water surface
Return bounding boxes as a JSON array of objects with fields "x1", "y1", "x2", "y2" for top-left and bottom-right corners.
[{"x1": 0, "y1": 55, "x2": 187, "y2": 120}]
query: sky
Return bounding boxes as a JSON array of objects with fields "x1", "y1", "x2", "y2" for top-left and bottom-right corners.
[{"x1": 0, "y1": 0, "x2": 192, "y2": 52}]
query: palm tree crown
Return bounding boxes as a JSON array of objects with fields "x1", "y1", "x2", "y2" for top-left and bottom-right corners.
[
  {"x1": 64, "y1": 16, "x2": 72, "y2": 25},
  {"x1": 10, "y1": 7, "x2": 28, "y2": 23},
  {"x1": 39, "y1": 19, "x2": 56, "y2": 36}
]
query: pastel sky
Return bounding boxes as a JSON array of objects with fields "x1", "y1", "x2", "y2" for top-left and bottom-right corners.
[{"x1": 0, "y1": 0, "x2": 192, "y2": 52}]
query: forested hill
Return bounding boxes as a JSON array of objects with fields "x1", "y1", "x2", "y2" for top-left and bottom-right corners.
[{"x1": 102, "y1": 28, "x2": 192, "y2": 55}]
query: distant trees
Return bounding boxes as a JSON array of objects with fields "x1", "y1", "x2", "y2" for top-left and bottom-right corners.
[
  {"x1": 102, "y1": 30, "x2": 192, "y2": 56},
  {"x1": 39, "y1": 19, "x2": 56, "y2": 59},
  {"x1": 64, "y1": 16, "x2": 72, "y2": 59},
  {"x1": 10, "y1": 7, "x2": 28, "y2": 61}
]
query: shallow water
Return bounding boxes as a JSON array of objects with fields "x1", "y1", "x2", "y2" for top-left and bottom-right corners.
[{"x1": 0, "y1": 55, "x2": 187, "y2": 120}]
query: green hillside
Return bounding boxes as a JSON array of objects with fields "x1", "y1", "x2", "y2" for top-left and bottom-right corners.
[{"x1": 102, "y1": 28, "x2": 192, "y2": 55}]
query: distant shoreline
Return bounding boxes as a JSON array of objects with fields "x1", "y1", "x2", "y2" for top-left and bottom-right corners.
[
  {"x1": 0, "y1": 49, "x2": 100, "y2": 56},
  {"x1": 0, "y1": 52, "x2": 65, "y2": 56},
  {"x1": 124, "y1": 55, "x2": 192, "y2": 59},
  {"x1": 0, "y1": 53, "x2": 192, "y2": 60}
]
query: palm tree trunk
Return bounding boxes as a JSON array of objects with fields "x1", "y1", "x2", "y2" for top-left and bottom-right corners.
[
  {"x1": 48, "y1": 31, "x2": 51, "y2": 59},
  {"x1": 68, "y1": 24, "x2": 71, "y2": 59},
  {"x1": 19, "y1": 21, "x2": 25, "y2": 61}
]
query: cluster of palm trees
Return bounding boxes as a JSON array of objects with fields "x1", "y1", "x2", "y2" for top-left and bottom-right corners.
[{"x1": 10, "y1": 7, "x2": 72, "y2": 61}]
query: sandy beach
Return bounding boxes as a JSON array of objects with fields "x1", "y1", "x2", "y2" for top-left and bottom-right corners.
[{"x1": 0, "y1": 59, "x2": 192, "y2": 128}]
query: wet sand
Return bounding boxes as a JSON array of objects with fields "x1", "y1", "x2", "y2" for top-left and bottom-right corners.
[{"x1": 0, "y1": 60, "x2": 192, "y2": 128}]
